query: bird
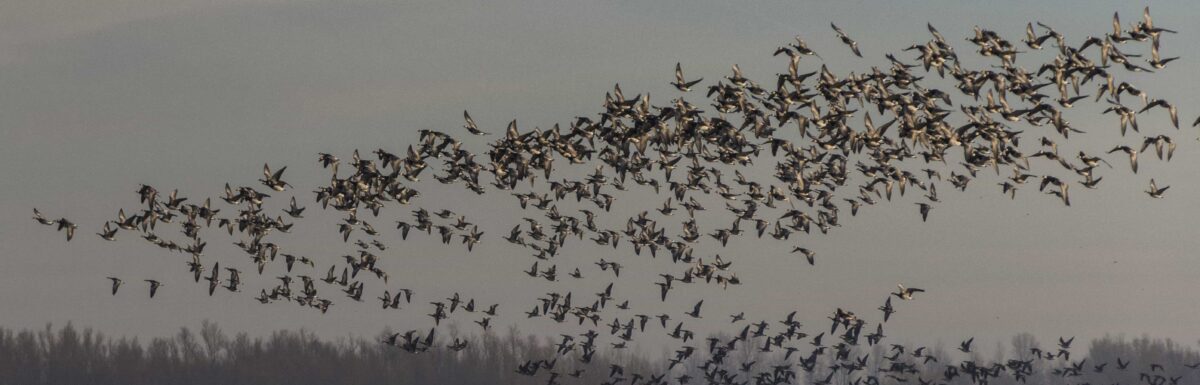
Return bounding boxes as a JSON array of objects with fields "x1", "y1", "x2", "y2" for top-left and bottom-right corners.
[
  {"x1": 462, "y1": 110, "x2": 489, "y2": 135},
  {"x1": 831, "y1": 23, "x2": 863, "y2": 57},
  {"x1": 31, "y1": 208, "x2": 55, "y2": 226},
  {"x1": 791, "y1": 247, "x2": 816, "y2": 265},
  {"x1": 685, "y1": 300, "x2": 703, "y2": 318},
  {"x1": 96, "y1": 222, "x2": 118, "y2": 241},
  {"x1": 916, "y1": 203, "x2": 932, "y2": 222},
  {"x1": 1138, "y1": 98, "x2": 1178, "y2": 129},
  {"x1": 1141, "y1": 135, "x2": 1176, "y2": 161},
  {"x1": 107, "y1": 277, "x2": 123, "y2": 295},
  {"x1": 879, "y1": 297, "x2": 896, "y2": 322},
  {"x1": 284, "y1": 197, "x2": 306, "y2": 218},
  {"x1": 54, "y1": 218, "x2": 78, "y2": 241},
  {"x1": 318, "y1": 153, "x2": 339, "y2": 168},
  {"x1": 145, "y1": 280, "x2": 163, "y2": 298},
  {"x1": 1058, "y1": 336, "x2": 1075, "y2": 349},
  {"x1": 260, "y1": 164, "x2": 290, "y2": 191},
  {"x1": 959, "y1": 337, "x2": 974, "y2": 353},
  {"x1": 1107, "y1": 146, "x2": 1138, "y2": 173},
  {"x1": 1023, "y1": 22, "x2": 1058, "y2": 50},
  {"x1": 1146, "y1": 179, "x2": 1169, "y2": 198},
  {"x1": 893, "y1": 284, "x2": 924, "y2": 300},
  {"x1": 206, "y1": 262, "x2": 221, "y2": 296},
  {"x1": 671, "y1": 63, "x2": 703, "y2": 92}
]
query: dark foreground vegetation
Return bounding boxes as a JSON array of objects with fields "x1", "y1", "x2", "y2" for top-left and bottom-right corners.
[
  {"x1": 0, "y1": 322, "x2": 1196, "y2": 385},
  {"x1": 0, "y1": 321, "x2": 651, "y2": 385}
]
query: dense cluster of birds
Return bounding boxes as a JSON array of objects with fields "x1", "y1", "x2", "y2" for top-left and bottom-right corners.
[{"x1": 32, "y1": 7, "x2": 1198, "y2": 385}]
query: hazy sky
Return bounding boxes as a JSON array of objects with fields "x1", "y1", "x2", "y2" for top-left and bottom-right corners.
[{"x1": 3, "y1": 0, "x2": 1199, "y2": 353}]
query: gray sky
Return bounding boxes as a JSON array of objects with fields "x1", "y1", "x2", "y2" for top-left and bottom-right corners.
[{"x1": 3, "y1": 0, "x2": 1199, "y2": 353}]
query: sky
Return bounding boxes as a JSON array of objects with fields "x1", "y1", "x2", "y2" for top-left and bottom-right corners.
[{"x1": 2, "y1": 0, "x2": 1199, "y2": 354}]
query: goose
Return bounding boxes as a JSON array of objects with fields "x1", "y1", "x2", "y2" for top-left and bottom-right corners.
[
  {"x1": 54, "y1": 218, "x2": 78, "y2": 241},
  {"x1": 136, "y1": 184, "x2": 158, "y2": 204},
  {"x1": 260, "y1": 164, "x2": 290, "y2": 191},
  {"x1": 377, "y1": 291, "x2": 392, "y2": 309},
  {"x1": 320, "y1": 265, "x2": 338, "y2": 284},
  {"x1": 655, "y1": 277, "x2": 673, "y2": 301},
  {"x1": 671, "y1": 63, "x2": 703, "y2": 92},
  {"x1": 31, "y1": 208, "x2": 54, "y2": 225},
  {"x1": 96, "y1": 222, "x2": 118, "y2": 241},
  {"x1": 395, "y1": 221, "x2": 412, "y2": 240},
  {"x1": 187, "y1": 256, "x2": 205, "y2": 282},
  {"x1": 107, "y1": 277, "x2": 123, "y2": 295},
  {"x1": 462, "y1": 110, "x2": 489, "y2": 135},
  {"x1": 1059, "y1": 336, "x2": 1075, "y2": 349},
  {"x1": 205, "y1": 263, "x2": 222, "y2": 293},
  {"x1": 460, "y1": 225, "x2": 484, "y2": 251},
  {"x1": 1023, "y1": 22, "x2": 1057, "y2": 49},
  {"x1": 1139, "y1": 6, "x2": 1176, "y2": 38},
  {"x1": 145, "y1": 280, "x2": 163, "y2": 298},
  {"x1": 1077, "y1": 151, "x2": 1111, "y2": 168},
  {"x1": 831, "y1": 23, "x2": 863, "y2": 57},
  {"x1": 959, "y1": 337, "x2": 974, "y2": 353},
  {"x1": 1140, "y1": 135, "x2": 1176, "y2": 160},
  {"x1": 1147, "y1": 44, "x2": 1179, "y2": 69},
  {"x1": 284, "y1": 197, "x2": 305, "y2": 218},
  {"x1": 724, "y1": 64, "x2": 750, "y2": 87},
  {"x1": 830, "y1": 308, "x2": 857, "y2": 333},
  {"x1": 791, "y1": 246, "x2": 816, "y2": 265},
  {"x1": 395, "y1": 289, "x2": 413, "y2": 303},
  {"x1": 1107, "y1": 145, "x2": 1138, "y2": 173},
  {"x1": 893, "y1": 284, "x2": 925, "y2": 300},
  {"x1": 916, "y1": 203, "x2": 932, "y2": 222},
  {"x1": 1137, "y1": 98, "x2": 1178, "y2": 129},
  {"x1": 999, "y1": 181, "x2": 1018, "y2": 199},
  {"x1": 657, "y1": 197, "x2": 676, "y2": 215},
  {"x1": 878, "y1": 297, "x2": 896, "y2": 322},
  {"x1": 317, "y1": 152, "x2": 339, "y2": 168},
  {"x1": 1146, "y1": 179, "x2": 1169, "y2": 198}
]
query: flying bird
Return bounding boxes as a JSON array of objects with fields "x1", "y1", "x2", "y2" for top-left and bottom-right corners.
[
  {"x1": 893, "y1": 284, "x2": 924, "y2": 300},
  {"x1": 145, "y1": 280, "x2": 163, "y2": 298},
  {"x1": 831, "y1": 23, "x2": 863, "y2": 57},
  {"x1": 463, "y1": 110, "x2": 489, "y2": 135},
  {"x1": 1146, "y1": 179, "x2": 1169, "y2": 198},
  {"x1": 107, "y1": 277, "x2": 123, "y2": 295},
  {"x1": 671, "y1": 63, "x2": 703, "y2": 92}
]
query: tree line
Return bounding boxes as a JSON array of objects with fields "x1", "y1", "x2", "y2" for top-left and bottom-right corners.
[{"x1": 0, "y1": 322, "x2": 1195, "y2": 385}]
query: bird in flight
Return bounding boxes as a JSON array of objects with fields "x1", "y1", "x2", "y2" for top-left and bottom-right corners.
[
  {"x1": 893, "y1": 284, "x2": 925, "y2": 300},
  {"x1": 831, "y1": 23, "x2": 863, "y2": 57},
  {"x1": 671, "y1": 63, "x2": 703, "y2": 92},
  {"x1": 107, "y1": 277, "x2": 123, "y2": 296},
  {"x1": 145, "y1": 280, "x2": 164, "y2": 298},
  {"x1": 462, "y1": 110, "x2": 489, "y2": 135},
  {"x1": 1146, "y1": 179, "x2": 1169, "y2": 198}
]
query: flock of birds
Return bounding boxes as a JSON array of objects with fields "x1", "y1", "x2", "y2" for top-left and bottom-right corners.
[{"x1": 31, "y1": 7, "x2": 1200, "y2": 385}]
